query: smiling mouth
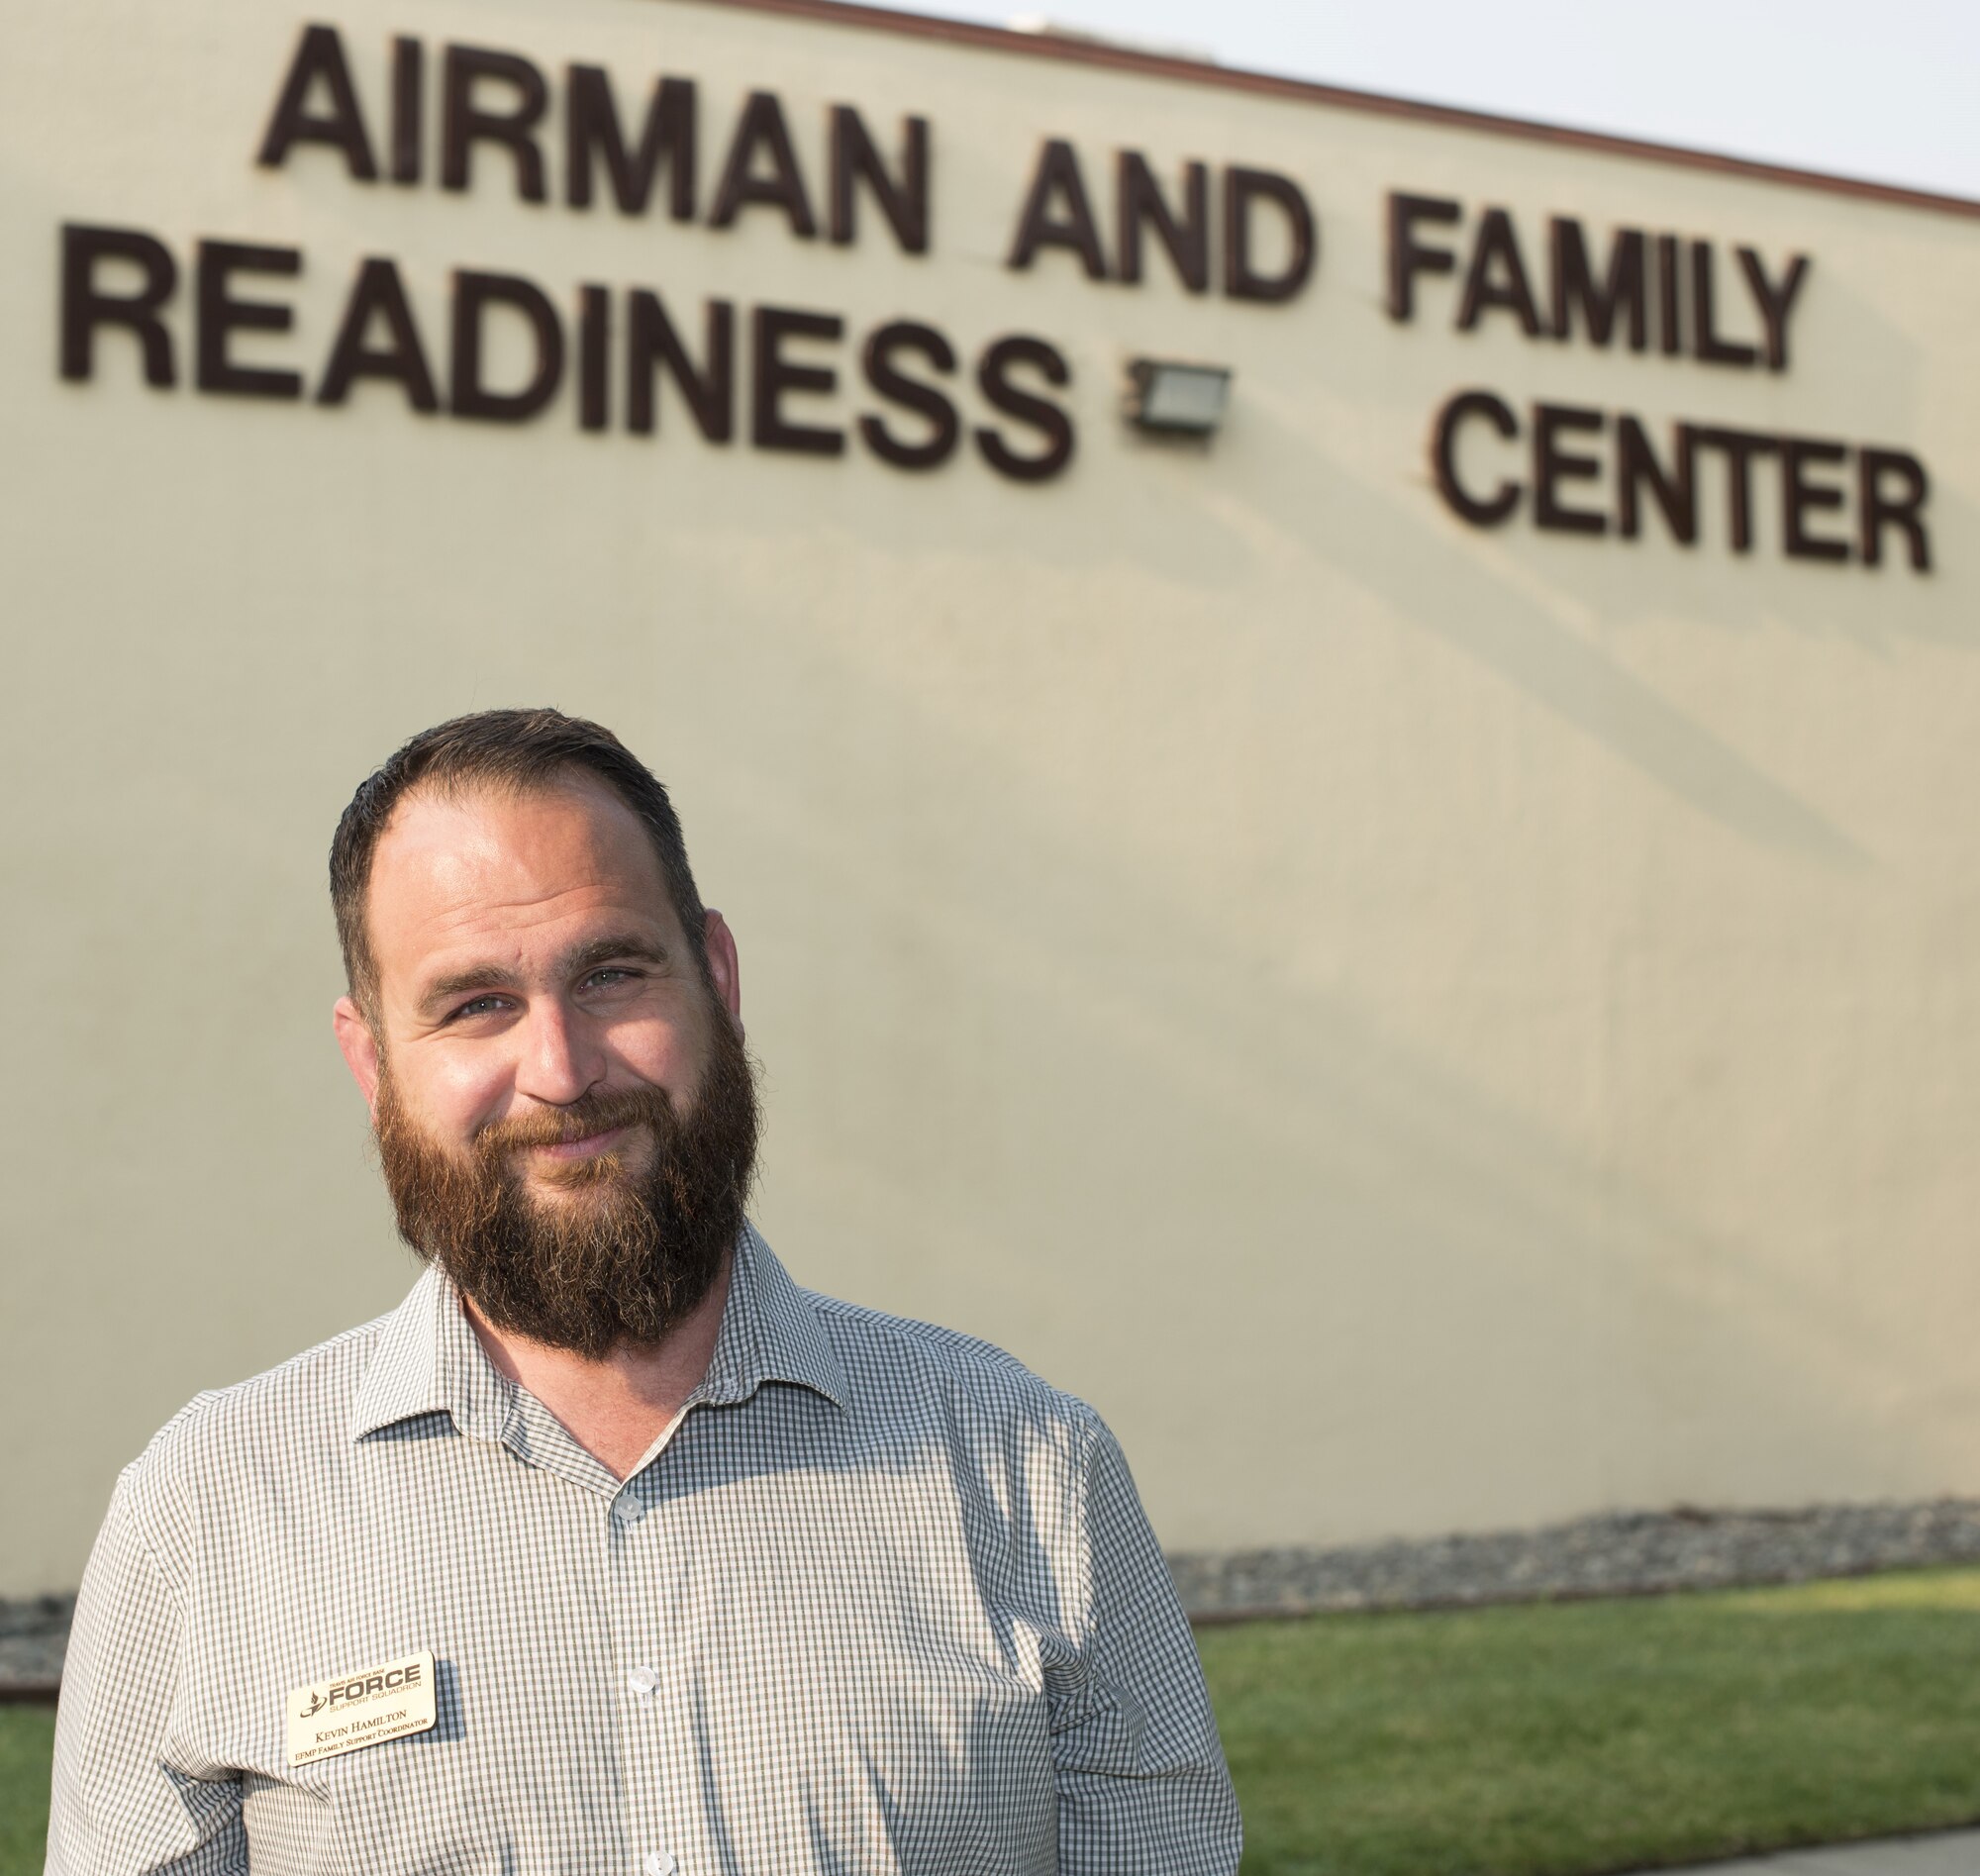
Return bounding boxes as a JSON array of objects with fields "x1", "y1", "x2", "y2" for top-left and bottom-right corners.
[{"x1": 528, "y1": 1125, "x2": 632, "y2": 1163}]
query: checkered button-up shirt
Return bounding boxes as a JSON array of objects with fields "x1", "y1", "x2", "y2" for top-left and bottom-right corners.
[{"x1": 49, "y1": 1225, "x2": 1240, "y2": 1874}]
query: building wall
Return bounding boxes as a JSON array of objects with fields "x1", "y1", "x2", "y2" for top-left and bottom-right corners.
[{"x1": 3, "y1": 0, "x2": 1977, "y2": 1594}]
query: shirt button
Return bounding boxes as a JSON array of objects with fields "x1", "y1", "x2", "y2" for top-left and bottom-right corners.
[
  {"x1": 643, "y1": 1854, "x2": 676, "y2": 1876},
  {"x1": 627, "y1": 1665, "x2": 660, "y2": 1700},
  {"x1": 612, "y1": 1498, "x2": 641, "y2": 1526}
]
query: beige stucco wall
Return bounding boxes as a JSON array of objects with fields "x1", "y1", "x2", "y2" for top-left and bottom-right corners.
[{"x1": 3, "y1": 0, "x2": 1977, "y2": 1595}]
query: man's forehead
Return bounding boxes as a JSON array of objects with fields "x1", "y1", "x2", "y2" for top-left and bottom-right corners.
[{"x1": 366, "y1": 777, "x2": 673, "y2": 951}]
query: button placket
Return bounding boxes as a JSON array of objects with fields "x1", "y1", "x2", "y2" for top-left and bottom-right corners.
[{"x1": 609, "y1": 1480, "x2": 676, "y2": 1876}]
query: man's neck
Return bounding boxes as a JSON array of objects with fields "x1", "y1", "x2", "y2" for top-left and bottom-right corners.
[{"x1": 459, "y1": 1255, "x2": 733, "y2": 1481}]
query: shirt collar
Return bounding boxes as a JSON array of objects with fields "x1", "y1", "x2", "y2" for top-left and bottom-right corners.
[
  {"x1": 347, "y1": 1262, "x2": 513, "y2": 1444},
  {"x1": 348, "y1": 1222, "x2": 845, "y2": 1444},
  {"x1": 698, "y1": 1222, "x2": 846, "y2": 1413}
]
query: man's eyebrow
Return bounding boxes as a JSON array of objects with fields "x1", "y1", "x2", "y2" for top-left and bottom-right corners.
[
  {"x1": 561, "y1": 932, "x2": 671, "y2": 978},
  {"x1": 416, "y1": 935, "x2": 670, "y2": 1017},
  {"x1": 417, "y1": 962, "x2": 514, "y2": 1016}
]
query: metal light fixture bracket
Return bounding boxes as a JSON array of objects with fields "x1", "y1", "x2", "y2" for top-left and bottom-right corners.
[{"x1": 1125, "y1": 358, "x2": 1234, "y2": 436}]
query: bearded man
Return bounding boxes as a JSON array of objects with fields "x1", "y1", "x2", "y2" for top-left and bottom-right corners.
[{"x1": 49, "y1": 709, "x2": 1240, "y2": 1876}]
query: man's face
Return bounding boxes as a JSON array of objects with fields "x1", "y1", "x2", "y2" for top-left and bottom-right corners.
[{"x1": 333, "y1": 776, "x2": 757, "y2": 1356}]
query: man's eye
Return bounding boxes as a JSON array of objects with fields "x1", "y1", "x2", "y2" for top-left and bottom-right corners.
[
  {"x1": 449, "y1": 996, "x2": 506, "y2": 1022},
  {"x1": 582, "y1": 968, "x2": 642, "y2": 991}
]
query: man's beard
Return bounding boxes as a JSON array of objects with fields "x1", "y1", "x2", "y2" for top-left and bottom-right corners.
[{"x1": 373, "y1": 1009, "x2": 760, "y2": 1359}]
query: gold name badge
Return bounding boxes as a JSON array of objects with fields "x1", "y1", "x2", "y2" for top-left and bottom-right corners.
[{"x1": 286, "y1": 1649, "x2": 437, "y2": 1768}]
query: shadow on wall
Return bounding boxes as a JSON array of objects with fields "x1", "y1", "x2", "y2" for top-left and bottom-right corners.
[
  {"x1": 674, "y1": 423, "x2": 1971, "y2": 1543},
  {"x1": 1239, "y1": 396, "x2": 1882, "y2": 873}
]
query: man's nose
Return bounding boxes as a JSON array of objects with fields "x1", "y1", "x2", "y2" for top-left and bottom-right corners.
[{"x1": 514, "y1": 999, "x2": 606, "y2": 1107}]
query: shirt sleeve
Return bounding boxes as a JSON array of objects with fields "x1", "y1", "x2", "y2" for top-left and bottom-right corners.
[
  {"x1": 1048, "y1": 1414, "x2": 1243, "y2": 1876},
  {"x1": 47, "y1": 1479, "x2": 248, "y2": 1876}
]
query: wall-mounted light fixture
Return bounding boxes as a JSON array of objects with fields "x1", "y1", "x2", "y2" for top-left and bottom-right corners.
[{"x1": 1126, "y1": 358, "x2": 1233, "y2": 437}]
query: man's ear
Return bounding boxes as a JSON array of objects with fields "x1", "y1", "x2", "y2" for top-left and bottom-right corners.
[
  {"x1": 333, "y1": 995, "x2": 383, "y2": 1114},
  {"x1": 702, "y1": 909, "x2": 742, "y2": 1033}
]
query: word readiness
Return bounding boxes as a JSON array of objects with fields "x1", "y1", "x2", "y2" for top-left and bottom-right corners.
[{"x1": 287, "y1": 1649, "x2": 437, "y2": 1768}]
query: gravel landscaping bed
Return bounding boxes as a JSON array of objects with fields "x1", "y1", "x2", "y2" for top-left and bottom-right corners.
[
  {"x1": 11, "y1": 1498, "x2": 1980, "y2": 1689},
  {"x1": 0, "y1": 1601, "x2": 69, "y2": 1693},
  {"x1": 1169, "y1": 1497, "x2": 1980, "y2": 1619}
]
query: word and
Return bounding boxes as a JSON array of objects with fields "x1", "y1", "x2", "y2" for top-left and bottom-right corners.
[{"x1": 1005, "y1": 142, "x2": 1314, "y2": 300}]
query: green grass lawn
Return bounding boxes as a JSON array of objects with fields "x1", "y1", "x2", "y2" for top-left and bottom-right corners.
[
  {"x1": 1201, "y1": 1566, "x2": 1980, "y2": 1875},
  {"x1": 7, "y1": 1569, "x2": 1980, "y2": 1876},
  {"x1": 0, "y1": 1707, "x2": 51, "y2": 1876}
]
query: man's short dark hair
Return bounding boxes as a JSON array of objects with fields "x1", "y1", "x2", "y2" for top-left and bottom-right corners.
[{"x1": 331, "y1": 709, "x2": 706, "y2": 1017}]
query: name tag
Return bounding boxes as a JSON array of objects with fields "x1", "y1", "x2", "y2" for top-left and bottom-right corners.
[{"x1": 287, "y1": 1650, "x2": 437, "y2": 1767}]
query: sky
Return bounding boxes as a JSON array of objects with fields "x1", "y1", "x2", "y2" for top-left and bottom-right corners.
[{"x1": 868, "y1": 0, "x2": 1980, "y2": 202}]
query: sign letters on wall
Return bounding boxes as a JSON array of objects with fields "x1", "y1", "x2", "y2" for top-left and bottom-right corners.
[{"x1": 50, "y1": 20, "x2": 1934, "y2": 564}]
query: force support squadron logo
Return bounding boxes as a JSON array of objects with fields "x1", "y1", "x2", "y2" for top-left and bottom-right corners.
[{"x1": 285, "y1": 1650, "x2": 438, "y2": 1767}]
